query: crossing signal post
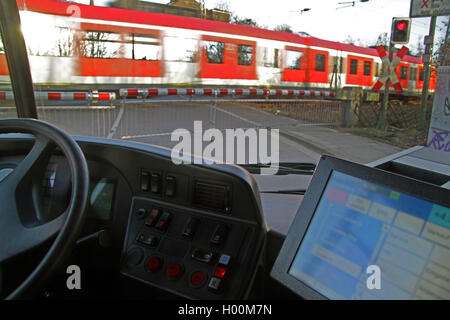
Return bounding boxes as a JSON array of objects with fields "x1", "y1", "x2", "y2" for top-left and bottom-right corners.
[
  {"x1": 376, "y1": 17, "x2": 411, "y2": 130},
  {"x1": 391, "y1": 18, "x2": 411, "y2": 44}
]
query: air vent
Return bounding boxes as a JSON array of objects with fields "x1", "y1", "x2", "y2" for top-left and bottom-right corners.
[{"x1": 193, "y1": 180, "x2": 231, "y2": 214}]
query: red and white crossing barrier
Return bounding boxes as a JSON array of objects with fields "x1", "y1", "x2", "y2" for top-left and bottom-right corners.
[
  {"x1": 119, "y1": 88, "x2": 335, "y2": 98},
  {"x1": 0, "y1": 91, "x2": 116, "y2": 101},
  {"x1": 372, "y1": 46, "x2": 409, "y2": 95},
  {"x1": 0, "y1": 91, "x2": 14, "y2": 101},
  {"x1": 0, "y1": 88, "x2": 333, "y2": 102}
]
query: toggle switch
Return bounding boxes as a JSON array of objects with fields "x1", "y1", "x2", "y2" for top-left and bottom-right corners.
[
  {"x1": 155, "y1": 211, "x2": 171, "y2": 231},
  {"x1": 210, "y1": 224, "x2": 229, "y2": 246},
  {"x1": 140, "y1": 171, "x2": 150, "y2": 192},
  {"x1": 165, "y1": 175, "x2": 176, "y2": 197},
  {"x1": 151, "y1": 173, "x2": 161, "y2": 194},
  {"x1": 182, "y1": 217, "x2": 198, "y2": 238}
]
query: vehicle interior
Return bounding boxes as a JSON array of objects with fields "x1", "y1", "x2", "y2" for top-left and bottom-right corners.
[{"x1": 0, "y1": 0, "x2": 449, "y2": 302}]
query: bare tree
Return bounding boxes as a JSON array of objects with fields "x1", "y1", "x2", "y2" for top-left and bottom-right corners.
[
  {"x1": 412, "y1": 36, "x2": 424, "y2": 57},
  {"x1": 83, "y1": 31, "x2": 119, "y2": 58},
  {"x1": 54, "y1": 28, "x2": 77, "y2": 57},
  {"x1": 343, "y1": 35, "x2": 356, "y2": 45},
  {"x1": 434, "y1": 18, "x2": 449, "y2": 66},
  {"x1": 214, "y1": 0, "x2": 230, "y2": 11},
  {"x1": 231, "y1": 15, "x2": 260, "y2": 28},
  {"x1": 274, "y1": 24, "x2": 293, "y2": 33},
  {"x1": 374, "y1": 32, "x2": 389, "y2": 47}
]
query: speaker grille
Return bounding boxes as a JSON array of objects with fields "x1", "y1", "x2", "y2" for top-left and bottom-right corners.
[{"x1": 193, "y1": 180, "x2": 231, "y2": 214}]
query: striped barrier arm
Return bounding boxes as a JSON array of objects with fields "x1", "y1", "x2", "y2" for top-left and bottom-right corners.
[
  {"x1": 0, "y1": 91, "x2": 116, "y2": 101},
  {"x1": 0, "y1": 89, "x2": 334, "y2": 101},
  {"x1": 119, "y1": 88, "x2": 335, "y2": 98}
]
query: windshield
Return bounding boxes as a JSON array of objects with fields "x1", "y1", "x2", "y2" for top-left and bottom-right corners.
[
  {"x1": 1, "y1": 0, "x2": 449, "y2": 191},
  {"x1": 0, "y1": 36, "x2": 16, "y2": 118}
]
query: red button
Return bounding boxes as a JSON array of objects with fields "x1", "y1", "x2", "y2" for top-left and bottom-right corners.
[
  {"x1": 167, "y1": 263, "x2": 183, "y2": 279},
  {"x1": 145, "y1": 209, "x2": 160, "y2": 227},
  {"x1": 214, "y1": 267, "x2": 227, "y2": 279},
  {"x1": 146, "y1": 256, "x2": 162, "y2": 272},
  {"x1": 191, "y1": 271, "x2": 206, "y2": 287},
  {"x1": 156, "y1": 220, "x2": 165, "y2": 229}
]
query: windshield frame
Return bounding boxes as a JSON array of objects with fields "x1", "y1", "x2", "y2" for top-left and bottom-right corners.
[{"x1": 0, "y1": 0, "x2": 37, "y2": 118}]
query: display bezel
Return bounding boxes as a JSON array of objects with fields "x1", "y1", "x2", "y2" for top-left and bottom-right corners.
[{"x1": 270, "y1": 155, "x2": 450, "y2": 300}]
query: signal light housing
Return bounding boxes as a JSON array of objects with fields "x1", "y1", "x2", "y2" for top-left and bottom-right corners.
[{"x1": 391, "y1": 18, "x2": 411, "y2": 44}]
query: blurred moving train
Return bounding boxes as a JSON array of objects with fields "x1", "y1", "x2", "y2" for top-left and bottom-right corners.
[{"x1": 0, "y1": 0, "x2": 437, "y2": 94}]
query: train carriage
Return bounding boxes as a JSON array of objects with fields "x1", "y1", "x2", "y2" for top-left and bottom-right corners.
[{"x1": 0, "y1": 0, "x2": 436, "y2": 94}]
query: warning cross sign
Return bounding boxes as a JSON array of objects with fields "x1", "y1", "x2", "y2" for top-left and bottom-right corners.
[
  {"x1": 372, "y1": 46, "x2": 409, "y2": 95},
  {"x1": 410, "y1": 0, "x2": 450, "y2": 18}
]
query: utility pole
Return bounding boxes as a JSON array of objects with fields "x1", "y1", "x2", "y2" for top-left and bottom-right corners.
[{"x1": 419, "y1": 16, "x2": 437, "y2": 130}]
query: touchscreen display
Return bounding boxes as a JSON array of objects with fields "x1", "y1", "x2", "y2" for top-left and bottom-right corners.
[{"x1": 289, "y1": 171, "x2": 450, "y2": 299}]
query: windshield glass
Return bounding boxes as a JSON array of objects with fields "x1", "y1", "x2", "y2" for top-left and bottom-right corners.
[
  {"x1": 3, "y1": 0, "x2": 449, "y2": 191},
  {"x1": 0, "y1": 36, "x2": 16, "y2": 119}
]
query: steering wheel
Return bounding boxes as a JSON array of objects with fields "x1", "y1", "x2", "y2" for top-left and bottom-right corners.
[{"x1": 0, "y1": 118, "x2": 89, "y2": 300}]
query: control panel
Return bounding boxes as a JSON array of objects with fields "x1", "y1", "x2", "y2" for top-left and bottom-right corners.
[{"x1": 120, "y1": 197, "x2": 257, "y2": 299}]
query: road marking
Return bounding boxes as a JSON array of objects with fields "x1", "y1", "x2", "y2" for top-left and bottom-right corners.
[
  {"x1": 121, "y1": 131, "x2": 174, "y2": 139},
  {"x1": 209, "y1": 106, "x2": 321, "y2": 161},
  {"x1": 121, "y1": 127, "x2": 258, "y2": 140},
  {"x1": 215, "y1": 106, "x2": 262, "y2": 127},
  {"x1": 107, "y1": 106, "x2": 124, "y2": 139}
]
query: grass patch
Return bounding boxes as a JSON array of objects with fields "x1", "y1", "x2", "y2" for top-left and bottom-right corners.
[{"x1": 343, "y1": 127, "x2": 428, "y2": 149}]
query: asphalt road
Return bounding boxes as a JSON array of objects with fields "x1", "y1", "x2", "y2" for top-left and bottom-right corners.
[{"x1": 2, "y1": 99, "x2": 321, "y2": 191}]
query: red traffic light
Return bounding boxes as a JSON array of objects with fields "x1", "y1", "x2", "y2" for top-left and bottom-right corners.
[
  {"x1": 392, "y1": 18, "x2": 410, "y2": 44},
  {"x1": 396, "y1": 21, "x2": 407, "y2": 30}
]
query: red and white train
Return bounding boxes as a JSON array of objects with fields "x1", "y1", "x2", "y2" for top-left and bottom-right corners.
[{"x1": 0, "y1": 0, "x2": 436, "y2": 94}]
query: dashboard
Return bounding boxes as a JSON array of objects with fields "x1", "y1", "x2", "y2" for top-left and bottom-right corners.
[
  {"x1": 2, "y1": 133, "x2": 448, "y2": 301},
  {"x1": 0, "y1": 134, "x2": 267, "y2": 300}
]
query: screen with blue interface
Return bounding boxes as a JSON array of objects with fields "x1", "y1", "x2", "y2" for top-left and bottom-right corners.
[{"x1": 289, "y1": 171, "x2": 450, "y2": 300}]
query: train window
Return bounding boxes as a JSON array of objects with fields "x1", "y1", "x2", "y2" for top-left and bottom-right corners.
[
  {"x1": 263, "y1": 47, "x2": 280, "y2": 68},
  {"x1": 238, "y1": 44, "x2": 253, "y2": 66},
  {"x1": 375, "y1": 62, "x2": 380, "y2": 76},
  {"x1": 400, "y1": 66, "x2": 408, "y2": 80},
  {"x1": 54, "y1": 27, "x2": 77, "y2": 57},
  {"x1": 331, "y1": 56, "x2": 338, "y2": 73},
  {"x1": 349, "y1": 59, "x2": 358, "y2": 74},
  {"x1": 315, "y1": 54, "x2": 326, "y2": 72},
  {"x1": 410, "y1": 67, "x2": 417, "y2": 81},
  {"x1": 286, "y1": 50, "x2": 302, "y2": 70},
  {"x1": 123, "y1": 34, "x2": 160, "y2": 60},
  {"x1": 21, "y1": 11, "x2": 76, "y2": 57},
  {"x1": 332, "y1": 56, "x2": 343, "y2": 74},
  {"x1": 363, "y1": 61, "x2": 371, "y2": 76},
  {"x1": 263, "y1": 47, "x2": 272, "y2": 67},
  {"x1": 83, "y1": 31, "x2": 121, "y2": 59},
  {"x1": 165, "y1": 37, "x2": 197, "y2": 62},
  {"x1": 22, "y1": 19, "x2": 75, "y2": 57},
  {"x1": 274, "y1": 48, "x2": 280, "y2": 68},
  {"x1": 419, "y1": 68, "x2": 424, "y2": 81},
  {"x1": 205, "y1": 41, "x2": 224, "y2": 64}
]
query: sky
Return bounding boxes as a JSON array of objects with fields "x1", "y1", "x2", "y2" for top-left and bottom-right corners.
[{"x1": 82, "y1": 0, "x2": 449, "y2": 53}]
